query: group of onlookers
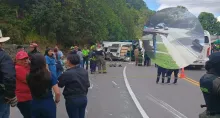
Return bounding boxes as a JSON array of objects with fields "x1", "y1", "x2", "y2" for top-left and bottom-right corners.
[{"x1": 0, "y1": 36, "x2": 90, "y2": 118}]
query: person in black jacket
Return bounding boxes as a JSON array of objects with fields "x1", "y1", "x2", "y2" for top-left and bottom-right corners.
[
  {"x1": 58, "y1": 54, "x2": 90, "y2": 118},
  {"x1": 199, "y1": 52, "x2": 220, "y2": 118},
  {"x1": 0, "y1": 32, "x2": 17, "y2": 118}
]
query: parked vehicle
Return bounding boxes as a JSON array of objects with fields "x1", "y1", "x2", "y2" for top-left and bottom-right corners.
[
  {"x1": 192, "y1": 39, "x2": 203, "y2": 51},
  {"x1": 188, "y1": 30, "x2": 211, "y2": 69}
]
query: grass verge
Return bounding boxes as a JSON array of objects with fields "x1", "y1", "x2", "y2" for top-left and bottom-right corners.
[
  {"x1": 147, "y1": 52, "x2": 179, "y2": 69},
  {"x1": 157, "y1": 43, "x2": 168, "y2": 53}
]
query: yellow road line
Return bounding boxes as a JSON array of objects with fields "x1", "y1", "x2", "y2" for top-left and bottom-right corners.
[
  {"x1": 178, "y1": 74, "x2": 199, "y2": 86},
  {"x1": 184, "y1": 77, "x2": 199, "y2": 86}
]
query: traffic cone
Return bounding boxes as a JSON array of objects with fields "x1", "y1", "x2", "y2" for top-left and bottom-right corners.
[{"x1": 180, "y1": 68, "x2": 186, "y2": 79}]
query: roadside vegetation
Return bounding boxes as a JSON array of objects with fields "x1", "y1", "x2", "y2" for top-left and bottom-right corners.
[
  {"x1": 147, "y1": 52, "x2": 179, "y2": 69},
  {"x1": 0, "y1": 0, "x2": 154, "y2": 48},
  {"x1": 143, "y1": 34, "x2": 178, "y2": 69}
]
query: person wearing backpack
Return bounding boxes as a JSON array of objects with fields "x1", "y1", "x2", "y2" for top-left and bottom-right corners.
[{"x1": 199, "y1": 52, "x2": 220, "y2": 118}]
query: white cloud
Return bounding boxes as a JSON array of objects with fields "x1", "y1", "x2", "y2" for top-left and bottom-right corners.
[
  {"x1": 218, "y1": 16, "x2": 220, "y2": 22},
  {"x1": 156, "y1": 0, "x2": 220, "y2": 17}
]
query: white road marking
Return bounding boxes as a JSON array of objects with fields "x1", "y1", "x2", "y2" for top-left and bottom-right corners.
[
  {"x1": 89, "y1": 78, "x2": 93, "y2": 89},
  {"x1": 112, "y1": 81, "x2": 118, "y2": 86},
  {"x1": 89, "y1": 83, "x2": 93, "y2": 89},
  {"x1": 123, "y1": 66, "x2": 150, "y2": 118},
  {"x1": 147, "y1": 93, "x2": 187, "y2": 118},
  {"x1": 85, "y1": 109, "x2": 88, "y2": 118}
]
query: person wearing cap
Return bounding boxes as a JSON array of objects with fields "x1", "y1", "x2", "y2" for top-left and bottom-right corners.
[
  {"x1": 199, "y1": 52, "x2": 220, "y2": 118},
  {"x1": 15, "y1": 51, "x2": 32, "y2": 118},
  {"x1": 28, "y1": 43, "x2": 40, "y2": 59},
  {"x1": 0, "y1": 30, "x2": 17, "y2": 117}
]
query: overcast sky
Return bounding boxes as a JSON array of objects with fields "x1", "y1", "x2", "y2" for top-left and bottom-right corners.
[{"x1": 144, "y1": 0, "x2": 220, "y2": 17}]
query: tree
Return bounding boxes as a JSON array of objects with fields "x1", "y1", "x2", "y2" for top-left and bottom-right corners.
[
  {"x1": 0, "y1": 0, "x2": 153, "y2": 46},
  {"x1": 177, "y1": 6, "x2": 188, "y2": 11},
  {"x1": 198, "y1": 12, "x2": 219, "y2": 35}
]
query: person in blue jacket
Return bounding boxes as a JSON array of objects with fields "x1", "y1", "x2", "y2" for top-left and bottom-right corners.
[
  {"x1": 45, "y1": 48, "x2": 57, "y2": 81},
  {"x1": 27, "y1": 53, "x2": 60, "y2": 118},
  {"x1": 199, "y1": 52, "x2": 220, "y2": 118}
]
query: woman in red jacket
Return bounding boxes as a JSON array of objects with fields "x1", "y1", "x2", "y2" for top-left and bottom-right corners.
[{"x1": 15, "y1": 51, "x2": 32, "y2": 118}]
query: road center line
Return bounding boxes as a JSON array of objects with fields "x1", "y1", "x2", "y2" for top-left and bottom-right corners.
[
  {"x1": 123, "y1": 66, "x2": 150, "y2": 118},
  {"x1": 112, "y1": 81, "x2": 118, "y2": 86},
  {"x1": 146, "y1": 95, "x2": 182, "y2": 118},
  {"x1": 148, "y1": 94, "x2": 188, "y2": 118}
]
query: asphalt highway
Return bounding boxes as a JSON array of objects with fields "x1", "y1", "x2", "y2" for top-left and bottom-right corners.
[{"x1": 10, "y1": 62, "x2": 206, "y2": 118}]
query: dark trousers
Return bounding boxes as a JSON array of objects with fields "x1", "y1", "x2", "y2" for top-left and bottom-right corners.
[
  {"x1": 166, "y1": 69, "x2": 179, "y2": 83},
  {"x1": 90, "y1": 60, "x2": 96, "y2": 73},
  {"x1": 144, "y1": 58, "x2": 150, "y2": 66},
  {"x1": 156, "y1": 67, "x2": 166, "y2": 83},
  {"x1": 17, "y1": 100, "x2": 32, "y2": 118},
  {"x1": 83, "y1": 57, "x2": 89, "y2": 70},
  {"x1": 32, "y1": 98, "x2": 56, "y2": 118},
  {"x1": 65, "y1": 96, "x2": 87, "y2": 118},
  {"x1": 0, "y1": 95, "x2": 9, "y2": 118}
]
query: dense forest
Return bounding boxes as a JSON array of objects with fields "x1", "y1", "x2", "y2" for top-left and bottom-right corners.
[{"x1": 0, "y1": 0, "x2": 154, "y2": 47}]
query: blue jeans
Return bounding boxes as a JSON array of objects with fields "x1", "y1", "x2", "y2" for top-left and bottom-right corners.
[
  {"x1": 0, "y1": 95, "x2": 10, "y2": 118},
  {"x1": 80, "y1": 60, "x2": 84, "y2": 68},
  {"x1": 32, "y1": 98, "x2": 56, "y2": 118},
  {"x1": 17, "y1": 100, "x2": 32, "y2": 118},
  {"x1": 65, "y1": 96, "x2": 87, "y2": 118}
]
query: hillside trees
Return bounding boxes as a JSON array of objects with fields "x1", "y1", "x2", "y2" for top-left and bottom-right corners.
[{"x1": 0, "y1": 0, "x2": 153, "y2": 47}]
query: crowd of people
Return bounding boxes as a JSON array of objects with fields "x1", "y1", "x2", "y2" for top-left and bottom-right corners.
[{"x1": 0, "y1": 35, "x2": 93, "y2": 118}]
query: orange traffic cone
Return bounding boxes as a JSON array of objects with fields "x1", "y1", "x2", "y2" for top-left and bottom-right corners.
[{"x1": 180, "y1": 68, "x2": 186, "y2": 79}]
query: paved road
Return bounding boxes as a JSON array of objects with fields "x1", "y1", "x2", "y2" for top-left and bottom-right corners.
[
  {"x1": 158, "y1": 28, "x2": 204, "y2": 56},
  {"x1": 10, "y1": 62, "x2": 206, "y2": 118}
]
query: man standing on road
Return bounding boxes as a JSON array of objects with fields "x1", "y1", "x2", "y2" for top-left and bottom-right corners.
[
  {"x1": 95, "y1": 44, "x2": 107, "y2": 73},
  {"x1": 156, "y1": 65, "x2": 167, "y2": 84},
  {"x1": 0, "y1": 30, "x2": 18, "y2": 118},
  {"x1": 166, "y1": 69, "x2": 179, "y2": 84},
  {"x1": 199, "y1": 52, "x2": 220, "y2": 118},
  {"x1": 82, "y1": 46, "x2": 90, "y2": 70},
  {"x1": 134, "y1": 47, "x2": 139, "y2": 66}
]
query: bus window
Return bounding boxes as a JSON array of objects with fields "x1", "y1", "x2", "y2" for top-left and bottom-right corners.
[{"x1": 204, "y1": 36, "x2": 209, "y2": 43}]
